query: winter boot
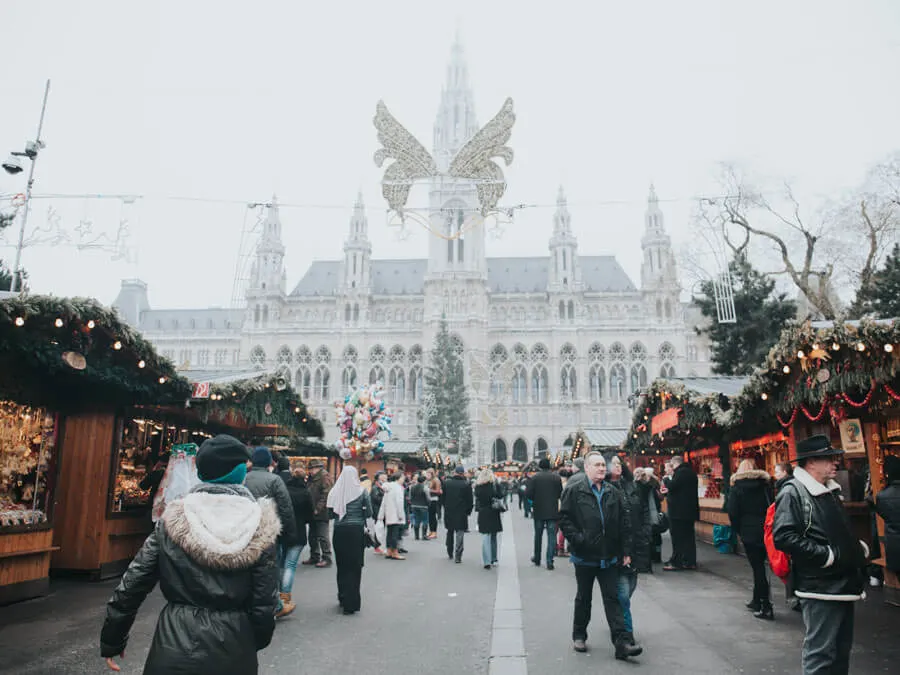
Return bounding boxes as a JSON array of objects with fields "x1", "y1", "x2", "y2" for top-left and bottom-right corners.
[
  {"x1": 276, "y1": 592, "x2": 296, "y2": 618},
  {"x1": 753, "y1": 601, "x2": 774, "y2": 621},
  {"x1": 615, "y1": 639, "x2": 643, "y2": 660},
  {"x1": 745, "y1": 599, "x2": 761, "y2": 612}
]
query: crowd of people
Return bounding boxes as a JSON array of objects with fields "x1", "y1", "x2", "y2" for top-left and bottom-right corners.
[{"x1": 96, "y1": 433, "x2": 897, "y2": 674}]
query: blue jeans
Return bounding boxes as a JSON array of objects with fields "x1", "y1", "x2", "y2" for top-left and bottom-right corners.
[
  {"x1": 617, "y1": 570, "x2": 638, "y2": 634},
  {"x1": 482, "y1": 533, "x2": 500, "y2": 566},
  {"x1": 411, "y1": 506, "x2": 429, "y2": 538},
  {"x1": 533, "y1": 519, "x2": 557, "y2": 566},
  {"x1": 279, "y1": 544, "x2": 304, "y2": 594}
]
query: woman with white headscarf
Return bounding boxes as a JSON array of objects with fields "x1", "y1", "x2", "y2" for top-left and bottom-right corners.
[{"x1": 327, "y1": 466, "x2": 373, "y2": 615}]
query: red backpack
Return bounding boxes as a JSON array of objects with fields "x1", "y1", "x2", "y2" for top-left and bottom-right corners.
[
  {"x1": 763, "y1": 502, "x2": 790, "y2": 582},
  {"x1": 764, "y1": 487, "x2": 813, "y2": 583}
]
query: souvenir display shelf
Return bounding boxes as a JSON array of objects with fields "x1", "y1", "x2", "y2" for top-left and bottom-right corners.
[{"x1": 0, "y1": 402, "x2": 57, "y2": 530}]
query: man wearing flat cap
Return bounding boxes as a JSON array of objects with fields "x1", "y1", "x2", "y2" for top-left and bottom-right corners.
[{"x1": 773, "y1": 435, "x2": 869, "y2": 675}]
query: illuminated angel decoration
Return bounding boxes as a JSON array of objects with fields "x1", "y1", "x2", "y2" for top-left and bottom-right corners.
[{"x1": 373, "y1": 97, "x2": 515, "y2": 216}]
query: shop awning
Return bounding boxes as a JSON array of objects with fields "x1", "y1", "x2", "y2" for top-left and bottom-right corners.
[
  {"x1": 381, "y1": 440, "x2": 425, "y2": 456},
  {"x1": 581, "y1": 427, "x2": 629, "y2": 448},
  {"x1": 662, "y1": 376, "x2": 749, "y2": 398}
]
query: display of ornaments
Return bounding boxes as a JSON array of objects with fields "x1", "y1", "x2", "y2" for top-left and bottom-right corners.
[{"x1": 0, "y1": 402, "x2": 56, "y2": 529}]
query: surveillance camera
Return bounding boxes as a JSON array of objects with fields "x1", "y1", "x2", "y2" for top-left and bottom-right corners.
[{"x1": 2, "y1": 154, "x2": 24, "y2": 175}]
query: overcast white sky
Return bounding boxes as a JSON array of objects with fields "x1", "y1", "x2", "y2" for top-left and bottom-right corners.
[{"x1": 1, "y1": 0, "x2": 899, "y2": 309}]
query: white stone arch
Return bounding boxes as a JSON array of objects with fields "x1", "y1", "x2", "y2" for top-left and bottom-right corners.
[
  {"x1": 534, "y1": 437, "x2": 549, "y2": 458},
  {"x1": 609, "y1": 342, "x2": 626, "y2": 362},
  {"x1": 531, "y1": 363, "x2": 549, "y2": 403},
  {"x1": 389, "y1": 364, "x2": 406, "y2": 402},
  {"x1": 660, "y1": 363, "x2": 676, "y2": 378},
  {"x1": 409, "y1": 365, "x2": 423, "y2": 402},
  {"x1": 296, "y1": 366, "x2": 312, "y2": 401},
  {"x1": 296, "y1": 345, "x2": 312, "y2": 365},
  {"x1": 530, "y1": 343, "x2": 549, "y2": 363},
  {"x1": 609, "y1": 363, "x2": 626, "y2": 402},
  {"x1": 276, "y1": 345, "x2": 292, "y2": 367},
  {"x1": 630, "y1": 363, "x2": 648, "y2": 393},
  {"x1": 341, "y1": 365, "x2": 358, "y2": 391},
  {"x1": 369, "y1": 364, "x2": 385, "y2": 385},
  {"x1": 408, "y1": 344, "x2": 423, "y2": 365},
  {"x1": 389, "y1": 344, "x2": 406, "y2": 364},
  {"x1": 369, "y1": 344, "x2": 386, "y2": 364},
  {"x1": 343, "y1": 345, "x2": 358, "y2": 364},
  {"x1": 629, "y1": 341, "x2": 648, "y2": 363},
  {"x1": 589, "y1": 363, "x2": 606, "y2": 402}
]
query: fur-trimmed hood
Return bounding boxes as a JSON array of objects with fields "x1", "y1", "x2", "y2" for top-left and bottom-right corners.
[
  {"x1": 163, "y1": 483, "x2": 281, "y2": 570},
  {"x1": 730, "y1": 469, "x2": 771, "y2": 486}
]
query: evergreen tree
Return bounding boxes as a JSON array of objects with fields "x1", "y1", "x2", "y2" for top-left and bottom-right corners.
[
  {"x1": 422, "y1": 318, "x2": 472, "y2": 458},
  {"x1": 694, "y1": 253, "x2": 797, "y2": 375},
  {"x1": 851, "y1": 243, "x2": 900, "y2": 319},
  {"x1": 0, "y1": 261, "x2": 27, "y2": 292}
]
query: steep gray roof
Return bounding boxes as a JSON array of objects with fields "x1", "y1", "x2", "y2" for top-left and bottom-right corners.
[
  {"x1": 488, "y1": 256, "x2": 636, "y2": 293},
  {"x1": 291, "y1": 255, "x2": 636, "y2": 297},
  {"x1": 140, "y1": 308, "x2": 243, "y2": 332}
]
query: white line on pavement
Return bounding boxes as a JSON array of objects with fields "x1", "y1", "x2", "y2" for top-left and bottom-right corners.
[{"x1": 489, "y1": 511, "x2": 528, "y2": 675}]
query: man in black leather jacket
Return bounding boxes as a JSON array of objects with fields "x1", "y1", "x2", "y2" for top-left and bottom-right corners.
[{"x1": 773, "y1": 435, "x2": 868, "y2": 675}]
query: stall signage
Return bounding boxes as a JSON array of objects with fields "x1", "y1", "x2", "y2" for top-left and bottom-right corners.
[
  {"x1": 191, "y1": 382, "x2": 211, "y2": 399},
  {"x1": 651, "y1": 407, "x2": 680, "y2": 435}
]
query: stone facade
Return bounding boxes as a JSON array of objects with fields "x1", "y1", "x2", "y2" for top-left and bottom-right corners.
[{"x1": 112, "y1": 38, "x2": 711, "y2": 466}]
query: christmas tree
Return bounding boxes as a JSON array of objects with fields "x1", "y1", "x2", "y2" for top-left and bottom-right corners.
[
  {"x1": 851, "y1": 243, "x2": 900, "y2": 319},
  {"x1": 423, "y1": 317, "x2": 472, "y2": 458}
]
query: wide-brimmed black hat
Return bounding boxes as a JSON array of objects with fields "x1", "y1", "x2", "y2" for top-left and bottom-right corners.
[{"x1": 793, "y1": 434, "x2": 844, "y2": 462}]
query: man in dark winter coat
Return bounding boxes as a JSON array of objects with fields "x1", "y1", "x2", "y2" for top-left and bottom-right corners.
[
  {"x1": 244, "y1": 447, "x2": 299, "y2": 617},
  {"x1": 101, "y1": 435, "x2": 278, "y2": 674},
  {"x1": 527, "y1": 457, "x2": 564, "y2": 569},
  {"x1": 663, "y1": 456, "x2": 699, "y2": 570},
  {"x1": 443, "y1": 466, "x2": 474, "y2": 563},
  {"x1": 558, "y1": 451, "x2": 643, "y2": 660},
  {"x1": 774, "y1": 435, "x2": 869, "y2": 675},
  {"x1": 305, "y1": 459, "x2": 334, "y2": 567}
]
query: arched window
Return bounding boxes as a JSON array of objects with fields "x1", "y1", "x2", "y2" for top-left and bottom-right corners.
[
  {"x1": 296, "y1": 345, "x2": 312, "y2": 365},
  {"x1": 296, "y1": 366, "x2": 312, "y2": 401},
  {"x1": 588, "y1": 342, "x2": 606, "y2": 363},
  {"x1": 369, "y1": 344, "x2": 385, "y2": 364},
  {"x1": 315, "y1": 345, "x2": 332, "y2": 364},
  {"x1": 511, "y1": 365, "x2": 527, "y2": 403},
  {"x1": 530, "y1": 343, "x2": 549, "y2": 363},
  {"x1": 531, "y1": 365, "x2": 548, "y2": 404},
  {"x1": 409, "y1": 344, "x2": 423, "y2": 364},
  {"x1": 559, "y1": 301, "x2": 565, "y2": 321},
  {"x1": 656, "y1": 298, "x2": 662, "y2": 318},
  {"x1": 589, "y1": 364, "x2": 606, "y2": 402},
  {"x1": 389, "y1": 344, "x2": 406, "y2": 364},
  {"x1": 342, "y1": 366, "x2": 357, "y2": 391},
  {"x1": 493, "y1": 438, "x2": 508, "y2": 462},
  {"x1": 314, "y1": 366, "x2": 330, "y2": 402},
  {"x1": 369, "y1": 365, "x2": 385, "y2": 385},
  {"x1": 609, "y1": 342, "x2": 626, "y2": 362},
  {"x1": 535, "y1": 437, "x2": 549, "y2": 458},
  {"x1": 567, "y1": 300, "x2": 574, "y2": 321},
  {"x1": 665, "y1": 298, "x2": 672, "y2": 319},
  {"x1": 353, "y1": 304, "x2": 360, "y2": 322},
  {"x1": 660, "y1": 363, "x2": 676, "y2": 378},
  {"x1": 560, "y1": 363, "x2": 577, "y2": 399},
  {"x1": 513, "y1": 438, "x2": 528, "y2": 462},
  {"x1": 409, "y1": 366, "x2": 423, "y2": 402},
  {"x1": 253, "y1": 305, "x2": 260, "y2": 326},
  {"x1": 630, "y1": 364, "x2": 648, "y2": 393},
  {"x1": 276, "y1": 345, "x2": 292, "y2": 367},
  {"x1": 610, "y1": 363, "x2": 626, "y2": 402},
  {"x1": 344, "y1": 304, "x2": 351, "y2": 323},
  {"x1": 389, "y1": 366, "x2": 406, "y2": 402},
  {"x1": 629, "y1": 342, "x2": 647, "y2": 363},
  {"x1": 343, "y1": 345, "x2": 358, "y2": 364},
  {"x1": 249, "y1": 345, "x2": 266, "y2": 369},
  {"x1": 262, "y1": 305, "x2": 269, "y2": 327},
  {"x1": 658, "y1": 342, "x2": 676, "y2": 362}
]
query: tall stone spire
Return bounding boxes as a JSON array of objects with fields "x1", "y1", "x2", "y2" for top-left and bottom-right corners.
[
  {"x1": 640, "y1": 184, "x2": 679, "y2": 320},
  {"x1": 342, "y1": 192, "x2": 371, "y2": 292},
  {"x1": 548, "y1": 186, "x2": 581, "y2": 293},
  {"x1": 433, "y1": 33, "x2": 478, "y2": 163},
  {"x1": 553, "y1": 185, "x2": 572, "y2": 236}
]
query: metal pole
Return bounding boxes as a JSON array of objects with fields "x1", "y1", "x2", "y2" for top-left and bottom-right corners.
[{"x1": 10, "y1": 79, "x2": 51, "y2": 293}]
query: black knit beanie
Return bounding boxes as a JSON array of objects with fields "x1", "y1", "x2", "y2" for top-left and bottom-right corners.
[{"x1": 196, "y1": 435, "x2": 251, "y2": 482}]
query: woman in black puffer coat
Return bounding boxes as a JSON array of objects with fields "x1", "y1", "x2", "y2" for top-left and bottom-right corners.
[
  {"x1": 728, "y1": 458, "x2": 775, "y2": 619},
  {"x1": 100, "y1": 435, "x2": 279, "y2": 674}
]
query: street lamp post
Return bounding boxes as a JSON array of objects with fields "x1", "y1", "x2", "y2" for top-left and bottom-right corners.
[{"x1": 5, "y1": 80, "x2": 51, "y2": 293}]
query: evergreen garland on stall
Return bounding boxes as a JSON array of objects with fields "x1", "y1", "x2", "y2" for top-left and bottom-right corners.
[{"x1": 0, "y1": 295, "x2": 188, "y2": 409}]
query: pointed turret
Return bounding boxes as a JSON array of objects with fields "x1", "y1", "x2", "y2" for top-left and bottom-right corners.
[
  {"x1": 548, "y1": 186, "x2": 582, "y2": 296},
  {"x1": 433, "y1": 33, "x2": 478, "y2": 164},
  {"x1": 342, "y1": 192, "x2": 372, "y2": 293},
  {"x1": 246, "y1": 197, "x2": 287, "y2": 328},
  {"x1": 640, "y1": 184, "x2": 680, "y2": 321}
]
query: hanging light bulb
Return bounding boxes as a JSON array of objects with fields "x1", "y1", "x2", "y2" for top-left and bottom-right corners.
[
  {"x1": 857, "y1": 342, "x2": 866, "y2": 352},
  {"x1": 832, "y1": 342, "x2": 840, "y2": 351},
  {"x1": 761, "y1": 392, "x2": 769, "y2": 401},
  {"x1": 14, "y1": 317, "x2": 24, "y2": 327},
  {"x1": 812, "y1": 343, "x2": 819, "y2": 351},
  {"x1": 54, "y1": 318, "x2": 63, "y2": 328},
  {"x1": 87, "y1": 320, "x2": 96, "y2": 329},
  {"x1": 885, "y1": 344, "x2": 894, "y2": 353},
  {"x1": 138, "y1": 360, "x2": 146, "y2": 369},
  {"x1": 797, "y1": 350, "x2": 805, "y2": 359},
  {"x1": 782, "y1": 365, "x2": 791, "y2": 374},
  {"x1": 158, "y1": 376, "x2": 167, "y2": 384},
  {"x1": 113, "y1": 341, "x2": 122, "y2": 350},
  {"x1": 295, "y1": 407, "x2": 301, "y2": 413}
]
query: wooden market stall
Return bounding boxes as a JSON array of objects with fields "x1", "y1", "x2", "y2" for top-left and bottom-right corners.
[
  {"x1": 286, "y1": 438, "x2": 340, "y2": 480},
  {"x1": 733, "y1": 318, "x2": 900, "y2": 605},
  {"x1": 0, "y1": 295, "x2": 188, "y2": 603},
  {"x1": 623, "y1": 376, "x2": 781, "y2": 544}
]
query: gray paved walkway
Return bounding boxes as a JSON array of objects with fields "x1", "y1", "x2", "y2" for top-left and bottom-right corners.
[{"x1": 1, "y1": 507, "x2": 897, "y2": 673}]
